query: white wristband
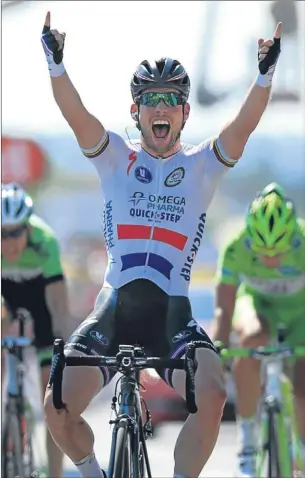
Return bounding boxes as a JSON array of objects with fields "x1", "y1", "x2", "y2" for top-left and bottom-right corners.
[
  {"x1": 256, "y1": 64, "x2": 276, "y2": 88},
  {"x1": 41, "y1": 37, "x2": 66, "y2": 78},
  {"x1": 47, "y1": 59, "x2": 66, "y2": 78}
]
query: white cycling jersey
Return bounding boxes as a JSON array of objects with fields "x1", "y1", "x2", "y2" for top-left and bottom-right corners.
[{"x1": 81, "y1": 131, "x2": 238, "y2": 296}]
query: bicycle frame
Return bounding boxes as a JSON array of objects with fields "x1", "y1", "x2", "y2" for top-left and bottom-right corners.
[
  {"x1": 218, "y1": 333, "x2": 305, "y2": 478},
  {"x1": 256, "y1": 354, "x2": 292, "y2": 477},
  {"x1": 51, "y1": 339, "x2": 198, "y2": 478},
  {"x1": 107, "y1": 370, "x2": 152, "y2": 478},
  {"x1": 2, "y1": 315, "x2": 34, "y2": 478}
]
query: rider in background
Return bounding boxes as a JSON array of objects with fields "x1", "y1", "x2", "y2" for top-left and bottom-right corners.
[
  {"x1": 1, "y1": 183, "x2": 70, "y2": 478},
  {"x1": 211, "y1": 182, "x2": 305, "y2": 478}
]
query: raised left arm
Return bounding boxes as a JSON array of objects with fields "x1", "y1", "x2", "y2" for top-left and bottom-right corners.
[{"x1": 219, "y1": 22, "x2": 282, "y2": 160}]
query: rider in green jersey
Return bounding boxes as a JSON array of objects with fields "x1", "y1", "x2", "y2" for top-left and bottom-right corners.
[
  {"x1": 1, "y1": 183, "x2": 70, "y2": 478},
  {"x1": 211, "y1": 182, "x2": 305, "y2": 477}
]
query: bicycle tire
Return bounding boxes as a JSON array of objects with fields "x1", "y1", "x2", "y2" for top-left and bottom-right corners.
[
  {"x1": 21, "y1": 412, "x2": 35, "y2": 477},
  {"x1": 2, "y1": 412, "x2": 25, "y2": 478},
  {"x1": 138, "y1": 441, "x2": 145, "y2": 478},
  {"x1": 112, "y1": 418, "x2": 132, "y2": 478},
  {"x1": 267, "y1": 409, "x2": 280, "y2": 478}
]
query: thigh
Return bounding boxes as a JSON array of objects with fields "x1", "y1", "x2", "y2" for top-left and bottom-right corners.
[
  {"x1": 233, "y1": 294, "x2": 270, "y2": 341},
  {"x1": 172, "y1": 347, "x2": 225, "y2": 400},
  {"x1": 65, "y1": 287, "x2": 119, "y2": 387},
  {"x1": 153, "y1": 296, "x2": 217, "y2": 388},
  {"x1": 44, "y1": 348, "x2": 104, "y2": 416},
  {"x1": 279, "y1": 304, "x2": 305, "y2": 346}
]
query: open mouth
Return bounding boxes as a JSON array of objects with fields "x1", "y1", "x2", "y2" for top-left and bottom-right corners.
[{"x1": 152, "y1": 119, "x2": 170, "y2": 139}]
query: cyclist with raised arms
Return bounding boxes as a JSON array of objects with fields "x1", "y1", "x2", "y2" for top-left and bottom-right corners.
[
  {"x1": 42, "y1": 10, "x2": 282, "y2": 478},
  {"x1": 212, "y1": 183, "x2": 305, "y2": 477},
  {"x1": 1, "y1": 183, "x2": 69, "y2": 478}
]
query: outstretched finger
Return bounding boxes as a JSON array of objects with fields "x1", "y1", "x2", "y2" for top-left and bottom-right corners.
[
  {"x1": 273, "y1": 22, "x2": 282, "y2": 39},
  {"x1": 42, "y1": 11, "x2": 51, "y2": 34}
]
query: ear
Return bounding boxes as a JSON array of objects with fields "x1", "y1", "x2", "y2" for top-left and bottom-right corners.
[
  {"x1": 130, "y1": 103, "x2": 139, "y2": 122},
  {"x1": 183, "y1": 103, "x2": 190, "y2": 121}
]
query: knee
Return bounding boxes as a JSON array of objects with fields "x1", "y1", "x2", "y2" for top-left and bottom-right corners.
[
  {"x1": 44, "y1": 389, "x2": 61, "y2": 426},
  {"x1": 195, "y1": 351, "x2": 227, "y2": 419},
  {"x1": 196, "y1": 381, "x2": 226, "y2": 422},
  {"x1": 238, "y1": 330, "x2": 269, "y2": 348},
  {"x1": 44, "y1": 389, "x2": 72, "y2": 435}
]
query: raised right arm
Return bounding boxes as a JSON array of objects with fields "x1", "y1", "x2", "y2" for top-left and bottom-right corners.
[
  {"x1": 42, "y1": 12, "x2": 105, "y2": 150},
  {"x1": 50, "y1": 73, "x2": 105, "y2": 149}
]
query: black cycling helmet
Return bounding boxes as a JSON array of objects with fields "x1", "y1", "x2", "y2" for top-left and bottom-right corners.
[{"x1": 130, "y1": 57, "x2": 191, "y2": 102}]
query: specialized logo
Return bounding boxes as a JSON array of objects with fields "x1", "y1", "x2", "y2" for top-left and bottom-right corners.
[
  {"x1": 180, "y1": 213, "x2": 207, "y2": 281},
  {"x1": 135, "y1": 166, "x2": 152, "y2": 184},
  {"x1": 278, "y1": 265, "x2": 302, "y2": 276},
  {"x1": 90, "y1": 330, "x2": 109, "y2": 346},
  {"x1": 172, "y1": 330, "x2": 192, "y2": 343},
  {"x1": 164, "y1": 167, "x2": 185, "y2": 187},
  {"x1": 127, "y1": 151, "x2": 137, "y2": 175}
]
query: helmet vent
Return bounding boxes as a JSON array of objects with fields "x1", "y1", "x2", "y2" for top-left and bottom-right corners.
[
  {"x1": 269, "y1": 214, "x2": 275, "y2": 232},
  {"x1": 257, "y1": 231, "x2": 266, "y2": 245},
  {"x1": 156, "y1": 58, "x2": 166, "y2": 76},
  {"x1": 143, "y1": 60, "x2": 152, "y2": 75},
  {"x1": 15, "y1": 201, "x2": 26, "y2": 218},
  {"x1": 277, "y1": 206, "x2": 282, "y2": 217},
  {"x1": 4, "y1": 197, "x2": 10, "y2": 215},
  {"x1": 274, "y1": 232, "x2": 286, "y2": 244}
]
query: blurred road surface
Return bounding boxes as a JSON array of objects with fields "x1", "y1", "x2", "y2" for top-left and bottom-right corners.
[
  {"x1": 34, "y1": 401, "x2": 238, "y2": 477},
  {"x1": 33, "y1": 386, "x2": 238, "y2": 477}
]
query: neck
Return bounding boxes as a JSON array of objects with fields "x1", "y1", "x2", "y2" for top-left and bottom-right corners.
[{"x1": 141, "y1": 139, "x2": 182, "y2": 159}]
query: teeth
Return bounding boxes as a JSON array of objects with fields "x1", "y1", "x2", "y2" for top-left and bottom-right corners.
[{"x1": 153, "y1": 120, "x2": 169, "y2": 126}]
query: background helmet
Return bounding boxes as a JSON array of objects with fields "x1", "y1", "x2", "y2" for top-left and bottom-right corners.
[
  {"x1": 1, "y1": 183, "x2": 33, "y2": 227},
  {"x1": 130, "y1": 57, "x2": 190, "y2": 102},
  {"x1": 246, "y1": 182, "x2": 297, "y2": 256}
]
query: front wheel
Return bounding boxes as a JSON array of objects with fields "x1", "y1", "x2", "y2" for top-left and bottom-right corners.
[
  {"x1": 267, "y1": 410, "x2": 280, "y2": 478},
  {"x1": 2, "y1": 413, "x2": 25, "y2": 478},
  {"x1": 112, "y1": 419, "x2": 132, "y2": 478}
]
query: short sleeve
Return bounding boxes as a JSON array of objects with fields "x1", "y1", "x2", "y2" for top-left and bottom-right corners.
[
  {"x1": 80, "y1": 131, "x2": 133, "y2": 176},
  {"x1": 192, "y1": 137, "x2": 238, "y2": 209},
  {"x1": 200, "y1": 137, "x2": 239, "y2": 179},
  {"x1": 216, "y1": 240, "x2": 239, "y2": 286},
  {"x1": 42, "y1": 236, "x2": 64, "y2": 284}
]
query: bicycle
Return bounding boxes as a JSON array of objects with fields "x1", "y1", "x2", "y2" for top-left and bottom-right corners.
[
  {"x1": 50, "y1": 339, "x2": 199, "y2": 478},
  {"x1": 1, "y1": 311, "x2": 36, "y2": 478},
  {"x1": 216, "y1": 326, "x2": 305, "y2": 478}
]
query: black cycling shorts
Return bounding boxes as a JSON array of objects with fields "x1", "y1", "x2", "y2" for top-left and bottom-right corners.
[
  {"x1": 2, "y1": 277, "x2": 58, "y2": 368},
  {"x1": 66, "y1": 279, "x2": 216, "y2": 388}
]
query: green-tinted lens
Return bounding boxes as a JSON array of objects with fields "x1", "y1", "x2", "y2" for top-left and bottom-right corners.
[{"x1": 139, "y1": 92, "x2": 182, "y2": 107}]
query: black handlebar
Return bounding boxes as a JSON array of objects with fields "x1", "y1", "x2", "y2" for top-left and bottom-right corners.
[{"x1": 49, "y1": 339, "x2": 198, "y2": 414}]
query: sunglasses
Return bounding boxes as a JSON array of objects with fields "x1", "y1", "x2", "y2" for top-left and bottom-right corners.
[
  {"x1": 2, "y1": 225, "x2": 28, "y2": 239},
  {"x1": 137, "y1": 92, "x2": 184, "y2": 108}
]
